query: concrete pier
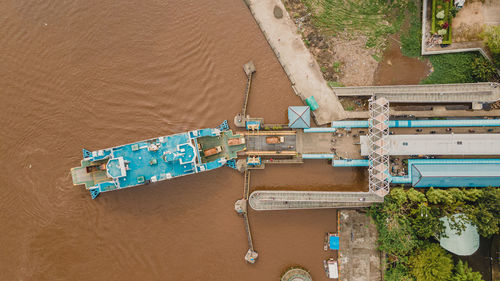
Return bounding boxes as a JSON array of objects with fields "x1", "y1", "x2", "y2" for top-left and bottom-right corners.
[
  {"x1": 244, "y1": 0, "x2": 347, "y2": 124},
  {"x1": 249, "y1": 191, "x2": 384, "y2": 211}
]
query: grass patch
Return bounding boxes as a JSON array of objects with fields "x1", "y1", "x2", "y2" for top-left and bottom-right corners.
[
  {"x1": 400, "y1": 1, "x2": 422, "y2": 57},
  {"x1": 327, "y1": 81, "x2": 344, "y2": 87},
  {"x1": 302, "y1": 0, "x2": 408, "y2": 49},
  {"x1": 422, "y1": 52, "x2": 491, "y2": 84},
  {"x1": 332, "y1": 61, "x2": 342, "y2": 72},
  {"x1": 372, "y1": 54, "x2": 382, "y2": 62}
]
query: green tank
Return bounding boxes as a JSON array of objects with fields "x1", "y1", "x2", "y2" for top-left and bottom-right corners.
[{"x1": 305, "y1": 96, "x2": 319, "y2": 111}]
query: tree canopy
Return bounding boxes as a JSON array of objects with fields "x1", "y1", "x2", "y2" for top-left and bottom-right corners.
[
  {"x1": 370, "y1": 187, "x2": 497, "y2": 281},
  {"x1": 409, "y1": 243, "x2": 453, "y2": 281}
]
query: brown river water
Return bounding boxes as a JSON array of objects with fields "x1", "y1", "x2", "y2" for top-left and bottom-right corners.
[{"x1": 0, "y1": 1, "x2": 365, "y2": 280}]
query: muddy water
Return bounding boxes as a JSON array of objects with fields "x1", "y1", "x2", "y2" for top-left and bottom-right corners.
[
  {"x1": 0, "y1": 1, "x2": 363, "y2": 280},
  {"x1": 374, "y1": 35, "x2": 430, "y2": 85}
]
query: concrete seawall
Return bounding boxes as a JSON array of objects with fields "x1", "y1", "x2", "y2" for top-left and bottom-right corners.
[{"x1": 244, "y1": 0, "x2": 347, "y2": 124}]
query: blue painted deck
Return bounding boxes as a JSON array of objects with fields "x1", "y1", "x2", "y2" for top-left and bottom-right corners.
[{"x1": 112, "y1": 133, "x2": 198, "y2": 188}]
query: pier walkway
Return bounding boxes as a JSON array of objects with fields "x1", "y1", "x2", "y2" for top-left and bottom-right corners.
[
  {"x1": 242, "y1": 62, "x2": 255, "y2": 117},
  {"x1": 334, "y1": 83, "x2": 500, "y2": 104},
  {"x1": 249, "y1": 191, "x2": 384, "y2": 210},
  {"x1": 244, "y1": 0, "x2": 346, "y2": 124}
]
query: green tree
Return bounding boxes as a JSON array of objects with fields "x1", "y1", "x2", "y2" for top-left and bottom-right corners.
[
  {"x1": 385, "y1": 262, "x2": 413, "y2": 281},
  {"x1": 462, "y1": 188, "x2": 482, "y2": 202},
  {"x1": 426, "y1": 187, "x2": 454, "y2": 205},
  {"x1": 465, "y1": 187, "x2": 500, "y2": 237},
  {"x1": 390, "y1": 187, "x2": 408, "y2": 206},
  {"x1": 409, "y1": 243, "x2": 453, "y2": 281},
  {"x1": 451, "y1": 260, "x2": 484, "y2": 281},
  {"x1": 471, "y1": 57, "x2": 496, "y2": 81},
  {"x1": 407, "y1": 188, "x2": 427, "y2": 204},
  {"x1": 376, "y1": 213, "x2": 420, "y2": 259},
  {"x1": 410, "y1": 203, "x2": 444, "y2": 238},
  {"x1": 448, "y1": 188, "x2": 466, "y2": 202}
]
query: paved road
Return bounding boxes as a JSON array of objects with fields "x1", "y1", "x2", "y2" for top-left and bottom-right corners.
[{"x1": 245, "y1": 0, "x2": 346, "y2": 124}]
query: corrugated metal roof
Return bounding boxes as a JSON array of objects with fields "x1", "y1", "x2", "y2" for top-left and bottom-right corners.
[
  {"x1": 361, "y1": 134, "x2": 500, "y2": 156},
  {"x1": 411, "y1": 163, "x2": 500, "y2": 187}
]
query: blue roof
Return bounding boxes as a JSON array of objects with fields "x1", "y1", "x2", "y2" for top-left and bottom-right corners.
[
  {"x1": 329, "y1": 235, "x2": 339, "y2": 250},
  {"x1": 411, "y1": 162, "x2": 500, "y2": 187},
  {"x1": 288, "y1": 106, "x2": 310, "y2": 128}
]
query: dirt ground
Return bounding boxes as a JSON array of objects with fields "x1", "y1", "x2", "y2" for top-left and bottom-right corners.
[
  {"x1": 451, "y1": 0, "x2": 500, "y2": 43},
  {"x1": 283, "y1": 0, "x2": 380, "y2": 86},
  {"x1": 374, "y1": 35, "x2": 431, "y2": 85},
  {"x1": 453, "y1": 0, "x2": 485, "y2": 42},
  {"x1": 338, "y1": 210, "x2": 382, "y2": 281}
]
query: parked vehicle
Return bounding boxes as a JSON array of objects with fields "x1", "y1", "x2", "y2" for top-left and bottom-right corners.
[{"x1": 266, "y1": 136, "x2": 285, "y2": 144}]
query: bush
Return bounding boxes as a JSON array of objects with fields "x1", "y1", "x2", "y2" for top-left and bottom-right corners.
[
  {"x1": 471, "y1": 57, "x2": 496, "y2": 81},
  {"x1": 409, "y1": 243, "x2": 453, "y2": 281},
  {"x1": 422, "y1": 52, "x2": 490, "y2": 84},
  {"x1": 327, "y1": 81, "x2": 344, "y2": 87},
  {"x1": 452, "y1": 260, "x2": 484, "y2": 281},
  {"x1": 385, "y1": 262, "x2": 413, "y2": 281},
  {"x1": 464, "y1": 187, "x2": 500, "y2": 237},
  {"x1": 481, "y1": 25, "x2": 500, "y2": 55}
]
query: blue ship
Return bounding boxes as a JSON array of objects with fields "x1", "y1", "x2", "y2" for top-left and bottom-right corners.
[{"x1": 71, "y1": 121, "x2": 246, "y2": 198}]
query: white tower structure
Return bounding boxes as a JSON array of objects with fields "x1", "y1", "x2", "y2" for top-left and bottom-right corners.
[{"x1": 368, "y1": 96, "x2": 390, "y2": 197}]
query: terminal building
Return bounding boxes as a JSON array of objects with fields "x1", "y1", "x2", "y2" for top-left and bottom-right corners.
[
  {"x1": 391, "y1": 159, "x2": 500, "y2": 187},
  {"x1": 360, "y1": 134, "x2": 500, "y2": 156}
]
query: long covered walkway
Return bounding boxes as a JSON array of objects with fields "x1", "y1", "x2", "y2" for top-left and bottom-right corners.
[{"x1": 249, "y1": 191, "x2": 383, "y2": 210}]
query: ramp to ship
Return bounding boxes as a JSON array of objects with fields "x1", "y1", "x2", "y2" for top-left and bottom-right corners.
[{"x1": 249, "y1": 191, "x2": 384, "y2": 210}]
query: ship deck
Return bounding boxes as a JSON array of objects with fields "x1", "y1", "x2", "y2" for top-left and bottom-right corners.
[
  {"x1": 110, "y1": 132, "x2": 198, "y2": 189},
  {"x1": 198, "y1": 130, "x2": 245, "y2": 163}
]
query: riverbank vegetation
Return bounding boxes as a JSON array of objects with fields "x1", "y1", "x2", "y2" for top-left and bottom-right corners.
[
  {"x1": 283, "y1": 0, "x2": 414, "y2": 86},
  {"x1": 399, "y1": 0, "x2": 497, "y2": 84},
  {"x1": 400, "y1": 1, "x2": 422, "y2": 58},
  {"x1": 422, "y1": 52, "x2": 496, "y2": 84},
  {"x1": 369, "y1": 187, "x2": 499, "y2": 280},
  {"x1": 301, "y1": 0, "x2": 407, "y2": 50},
  {"x1": 481, "y1": 25, "x2": 500, "y2": 68}
]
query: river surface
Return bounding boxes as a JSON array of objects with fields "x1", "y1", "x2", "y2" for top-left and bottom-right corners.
[{"x1": 0, "y1": 1, "x2": 365, "y2": 280}]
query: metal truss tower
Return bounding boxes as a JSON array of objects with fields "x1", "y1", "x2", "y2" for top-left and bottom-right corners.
[{"x1": 368, "y1": 96, "x2": 390, "y2": 197}]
